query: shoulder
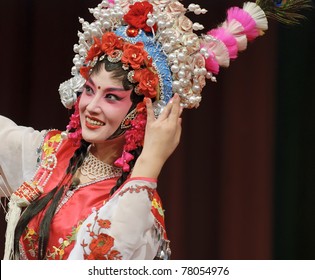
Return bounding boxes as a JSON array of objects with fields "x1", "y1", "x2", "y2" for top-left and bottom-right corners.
[{"x1": 39, "y1": 130, "x2": 78, "y2": 162}]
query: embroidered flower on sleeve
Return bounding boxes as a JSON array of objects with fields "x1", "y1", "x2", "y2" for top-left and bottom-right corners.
[
  {"x1": 89, "y1": 233, "x2": 114, "y2": 257},
  {"x1": 119, "y1": 184, "x2": 154, "y2": 201},
  {"x1": 152, "y1": 198, "x2": 164, "y2": 217},
  {"x1": 107, "y1": 250, "x2": 123, "y2": 260},
  {"x1": 97, "y1": 219, "x2": 111, "y2": 229},
  {"x1": 82, "y1": 211, "x2": 122, "y2": 260}
]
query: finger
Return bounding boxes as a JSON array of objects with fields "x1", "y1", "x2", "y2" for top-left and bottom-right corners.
[
  {"x1": 179, "y1": 106, "x2": 184, "y2": 117},
  {"x1": 145, "y1": 98, "x2": 155, "y2": 124},
  {"x1": 158, "y1": 97, "x2": 173, "y2": 121},
  {"x1": 174, "y1": 118, "x2": 182, "y2": 145},
  {"x1": 177, "y1": 118, "x2": 182, "y2": 137},
  {"x1": 169, "y1": 94, "x2": 181, "y2": 123}
]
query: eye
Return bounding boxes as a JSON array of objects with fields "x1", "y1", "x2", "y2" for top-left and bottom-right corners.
[
  {"x1": 105, "y1": 93, "x2": 122, "y2": 101},
  {"x1": 83, "y1": 84, "x2": 94, "y2": 95}
]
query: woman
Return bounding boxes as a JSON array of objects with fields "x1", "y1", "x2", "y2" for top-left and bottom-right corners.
[
  {"x1": 1, "y1": 0, "x2": 310, "y2": 260},
  {"x1": 2, "y1": 55, "x2": 182, "y2": 260}
]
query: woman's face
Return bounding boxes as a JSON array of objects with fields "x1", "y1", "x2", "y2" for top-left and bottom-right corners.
[{"x1": 79, "y1": 66, "x2": 133, "y2": 144}]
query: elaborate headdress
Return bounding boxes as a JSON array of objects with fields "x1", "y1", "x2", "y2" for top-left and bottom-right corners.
[
  {"x1": 59, "y1": 0, "x2": 312, "y2": 109},
  {"x1": 58, "y1": 0, "x2": 311, "y2": 170}
]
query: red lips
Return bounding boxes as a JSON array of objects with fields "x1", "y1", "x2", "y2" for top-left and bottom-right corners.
[{"x1": 85, "y1": 116, "x2": 105, "y2": 129}]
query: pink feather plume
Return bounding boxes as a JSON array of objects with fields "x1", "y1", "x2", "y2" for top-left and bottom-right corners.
[
  {"x1": 208, "y1": 27, "x2": 238, "y2": 59},
  {"x1": 227, "y1": 7, "x2": 258, "y2": 41},
  {"x1": 203, "y1": 49, "x2": 220, "y2": 74}
]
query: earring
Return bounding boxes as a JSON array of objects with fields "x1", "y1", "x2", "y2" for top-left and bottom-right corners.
[{"x1": 120, "y1": 108, "x2": 137, "y2": 129}]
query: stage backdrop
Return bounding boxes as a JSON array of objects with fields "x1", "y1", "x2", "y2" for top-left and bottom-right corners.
[{"x1": 0, "y1": 0, "x2": 314, "y2": 259}]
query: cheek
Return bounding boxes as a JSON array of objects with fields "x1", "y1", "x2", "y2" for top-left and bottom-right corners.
[
  {"x1": 78, "y1": 94, "x2": 89, "y2": 111},
  {"x1": 115, "y1": 99, "x2": 133, "y2": 120},
  {"x1": 105, "y1": 97, "x2": 133, "y2": 122},
  {"x1": 78, "y1": 95, "x2": 88, "y2": 121}
]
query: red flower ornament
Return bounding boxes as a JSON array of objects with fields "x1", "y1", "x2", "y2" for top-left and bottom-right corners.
[
  {"x1": 101, "y1": 32, "x2": 124, "y2": 55},
  {"x1": 133, "y1": 68, "x2": 159, "y2": 98},
  {"x1": 121, "y1": 42, "x2": 146, "y2": 69},
  {"x1": 80, "y1": 66, "x2": 91, "y2": 80},
  {"x1": 85, "y1": 37, "x2": 102, "y2": 62},
  {"x1": 136, "y1": 100, "x2": 147, "y2": 113},
  {"x1": 123, "y1": 1, "x2": 155, "y2": 33}
]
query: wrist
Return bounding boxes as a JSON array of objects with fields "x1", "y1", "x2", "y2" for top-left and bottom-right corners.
[{"x1": 131, "y1": 153, "x2": 164, "y2": 179}]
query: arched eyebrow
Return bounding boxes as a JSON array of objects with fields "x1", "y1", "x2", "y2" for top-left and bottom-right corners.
[
  {"x1": 104, "y1": 87, "x2": 127, "y2": 93},
  {"x1": 87, "y1": 77, "x2": 127, "y2": 93}
]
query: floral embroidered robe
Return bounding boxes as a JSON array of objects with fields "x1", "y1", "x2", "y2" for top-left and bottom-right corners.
[{"x1": 0, "y1": 116, "x2": 169, "y2": 260}]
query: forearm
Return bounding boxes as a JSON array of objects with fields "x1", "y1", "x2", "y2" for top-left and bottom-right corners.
[{"x1": 0, "y1": 115, "x2": 46, "y2": 194}]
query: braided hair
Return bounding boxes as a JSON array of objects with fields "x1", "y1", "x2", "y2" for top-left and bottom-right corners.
[{"x1": 13, "y1": 139, "x2": 90, "y2": 259}]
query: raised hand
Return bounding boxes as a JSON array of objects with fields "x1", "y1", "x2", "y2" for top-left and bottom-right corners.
[{"x1": 131, "y1": 94, "x2": 182, "y2": 179}]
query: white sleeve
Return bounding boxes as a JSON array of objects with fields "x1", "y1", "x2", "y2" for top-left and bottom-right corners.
[
  {"x1": 0, "y1": 116, "x2": 47, "y2": 197},
  {"x1": 68, "y1": 178, "x2": 163, "y2": 260}
]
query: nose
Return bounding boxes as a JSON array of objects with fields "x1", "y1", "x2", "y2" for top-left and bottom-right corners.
[{"x1": 86, "y1": 94, "x2": 102, "y2": 114}]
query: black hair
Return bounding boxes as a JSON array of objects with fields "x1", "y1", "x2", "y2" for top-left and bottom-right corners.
[{"x1": 13, "y1": 58, "x2": 144, "y2": 259}]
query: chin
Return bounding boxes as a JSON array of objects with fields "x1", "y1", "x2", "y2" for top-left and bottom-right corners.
[{"x1": 81, "y1": 131, "x2": 103, "y2": 144}]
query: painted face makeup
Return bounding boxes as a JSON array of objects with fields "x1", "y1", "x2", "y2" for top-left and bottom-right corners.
[{"x1": 79, "y1": 66, "x2": 133, "y2": 146}]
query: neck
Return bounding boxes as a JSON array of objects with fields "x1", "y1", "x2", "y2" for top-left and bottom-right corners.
[{"x1": 89, "y1": 134, "x2": 125, "y2": 165}]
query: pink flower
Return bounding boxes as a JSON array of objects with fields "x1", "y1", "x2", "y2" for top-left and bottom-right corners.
[{"x1": 114, "y1": 151, "x2": 135, "y2": 172}]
